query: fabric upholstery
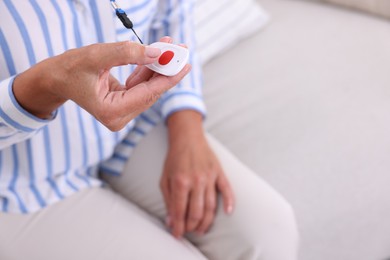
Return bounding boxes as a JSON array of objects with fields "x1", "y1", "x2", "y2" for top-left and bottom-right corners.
[
  {"x1": 194, "y1": 0, "x2": 270, "y2": 64},
  {"x1": 304, "y1": 0, "x2": 390, "y2": 19},
  {"x1": 202, "y1": 0, "x2": 390, "y2": 259}
]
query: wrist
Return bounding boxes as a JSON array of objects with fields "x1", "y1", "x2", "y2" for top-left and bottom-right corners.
[
  {"x1": 167, "y1": 110, "x2": 205, "y2": 146},
  {"x1": 13, "y1": 59, "x2": 66, "y2": 119}
]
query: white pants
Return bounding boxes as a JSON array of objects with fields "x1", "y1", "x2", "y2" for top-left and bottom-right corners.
[{"x1": 0, "y1": 124, "x2": 299, "y2": 260}]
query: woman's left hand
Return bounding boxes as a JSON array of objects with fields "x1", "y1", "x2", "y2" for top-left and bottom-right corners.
[{"x1": 161, "y1": 111, "x2": 235, "y2": 238}]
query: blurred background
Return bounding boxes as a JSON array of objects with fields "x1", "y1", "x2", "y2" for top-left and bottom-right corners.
[{"x1": 194, "y1": 0, "x2": 390, "y2": 259}]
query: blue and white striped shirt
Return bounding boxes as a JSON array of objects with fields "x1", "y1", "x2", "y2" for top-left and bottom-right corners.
[{"x1": 0, "y1": 0, "x2": 205, "y2": 214}]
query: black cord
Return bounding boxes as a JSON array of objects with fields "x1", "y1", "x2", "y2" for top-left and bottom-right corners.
[
  {"x1": 131, "y1": 28, "x2": 144, "y2": 45},
  {"x1": 115, "y1": 8, "x2": 144, "y2": 44}
]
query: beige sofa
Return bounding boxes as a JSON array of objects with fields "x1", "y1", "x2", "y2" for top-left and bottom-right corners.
[{"x1": 201, "y1": 0, "x2": 390, "y2": 259}]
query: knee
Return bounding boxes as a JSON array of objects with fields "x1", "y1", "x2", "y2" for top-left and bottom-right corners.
[
  {"x1": 226, "y1": 190, "x2": 299, "y2": 260},
  {"x1": 259, "y1": 197, "x2": 299, "y2": 260}
]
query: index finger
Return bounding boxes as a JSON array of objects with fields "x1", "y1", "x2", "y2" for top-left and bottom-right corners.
[
  {"x1": 121, "y1": 64, "x2": 192, "y2": 113},
  {"x1": 96, "y1": 64, "x2": 191, "y2": 131},
  {"x1": 171, "y1": 178, "x2": 191, "y2": 238}
]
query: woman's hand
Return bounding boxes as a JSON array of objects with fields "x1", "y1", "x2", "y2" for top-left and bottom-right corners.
[
  {"x1": 161, "y1": 110, "x2": 235, "y2": 238},
  {"x1": 13, "y1": 41, "x2": 191, "y2": 131}
]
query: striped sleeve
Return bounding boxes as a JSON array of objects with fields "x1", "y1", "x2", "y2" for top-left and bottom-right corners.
[
  {"x1": 0, "y1": 76, "x2": 56, "y2": 149},
  {"x1": 150, "y1": 0, "x2": 206, "y2": 121}
]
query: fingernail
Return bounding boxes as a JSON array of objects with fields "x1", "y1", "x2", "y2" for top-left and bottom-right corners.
[
  {"x1": 165, "y1": 216, "x2": 172, "y2": 227},
  {"x1": 183, "y1": 64, "x2": 191, "y2": 73},
  {"x1": 145, "y1": 46, "x2": 161, "y2": 58},
  {"x1": 161, "y1": 36, "x2": 173, "y2": 43},
  {"x1": 227, "y1": 205, "x2": 234, "y2": 215}
]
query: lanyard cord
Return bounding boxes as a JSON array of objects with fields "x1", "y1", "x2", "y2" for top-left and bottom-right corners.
[{"x1": 110, "y1": 0, "x2": 144, "y2": 44}]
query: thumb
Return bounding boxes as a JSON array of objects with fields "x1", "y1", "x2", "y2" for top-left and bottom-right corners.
[{"x1": 88, "y1": 41, "x2": 161, "y2": 69}]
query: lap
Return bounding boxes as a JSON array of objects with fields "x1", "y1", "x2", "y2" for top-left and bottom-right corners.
[
  {"x1": 0, "y1": 123, "x2": 298, "y2": 260},
  {"x1": 0, "y1": 187, "x2": 206, "y2": 260},
  {"x1": 103, "y1": 123, "x2": 299, "y2": 260}
]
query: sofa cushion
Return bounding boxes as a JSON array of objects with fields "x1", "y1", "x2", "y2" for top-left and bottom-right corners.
[
  {"x1": 194, "y1": 0, "x2": 270, "y2": 64},
  {"x1": 202, "y1": 0, "x2": 390, "y2": 259}
]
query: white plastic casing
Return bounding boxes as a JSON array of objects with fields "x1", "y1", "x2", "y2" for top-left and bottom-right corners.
[{"x1": 146, "y1": 42, "x2": 189, "y2": 76}]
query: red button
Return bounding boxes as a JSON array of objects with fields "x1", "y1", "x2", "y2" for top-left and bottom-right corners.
[{"x1": 158, "y1": 51, "x2": 174, "y2": 65}]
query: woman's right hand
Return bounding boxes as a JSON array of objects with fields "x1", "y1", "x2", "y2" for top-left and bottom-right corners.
[{"x1": 12, "y1": 41, "x2": 191, "y2": 131}]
